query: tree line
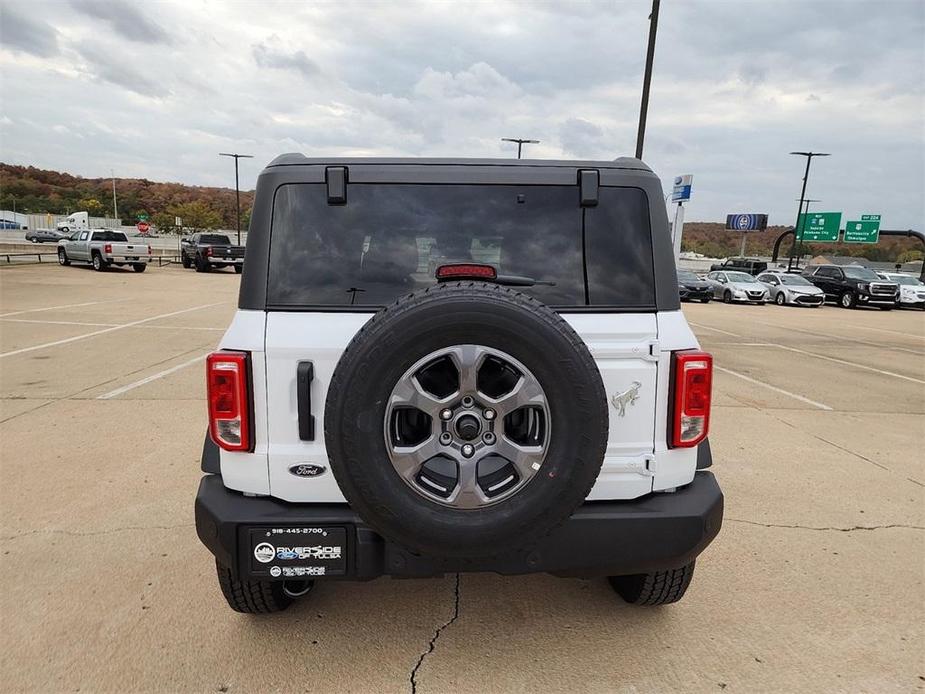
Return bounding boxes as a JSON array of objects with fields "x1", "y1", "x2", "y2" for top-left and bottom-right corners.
[{"x1": 0, "y1": 163, "x2": 253, "y2": 232}]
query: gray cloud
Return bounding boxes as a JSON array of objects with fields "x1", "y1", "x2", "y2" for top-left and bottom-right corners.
[
  {"x1": 70, "y1": 0, "x2": 171, "y2": 44},
  {"x1": 0, "y1": 4, "x2": 59, "y2": 57},
  {"x1": 559, "y1": 118, "x2": 606, "y2": 159},
  {"x1": 253, "y1": 40, "x2": 320, "y2": 79},
  {"x1": 75, "y1": 43, "x2": 168, "y2": 97}
]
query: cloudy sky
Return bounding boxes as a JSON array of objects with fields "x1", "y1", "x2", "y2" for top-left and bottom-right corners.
[{"x1": 1, "y1": 0, "x2": 923, "y2": 227}]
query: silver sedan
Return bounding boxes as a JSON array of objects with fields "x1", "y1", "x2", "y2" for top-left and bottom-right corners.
[
  {"x1": 704, "y1": 271, "x2": 769, "y2": 304},
  {"x1": 757, "y1": 272, "x2": 825, "y2": 307}
]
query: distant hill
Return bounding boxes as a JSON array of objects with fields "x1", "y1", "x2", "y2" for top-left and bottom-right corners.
[
  {"x1": 0, "y1": 163, "x2": 254, "y2": 230},
  {"x1": 0, "y1": 163, "x2": 920, "y2": 261},
  {"x1": 680, "y1": 222, "x2": 922, "y2": 263}
]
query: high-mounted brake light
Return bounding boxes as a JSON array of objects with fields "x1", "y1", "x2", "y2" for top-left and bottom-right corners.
[
  {"x1": 104, "y1": 243, "x2": 112, "y2": 254},
  {"x1": 435, "y1": 263, "x2": 497, "y2": 281},
  {"x1": 670, "y1": 350, "x2": 713, "y2": 448},
  {"x1": 207, "y1": 351, "x2": 252, "y2": 452}
]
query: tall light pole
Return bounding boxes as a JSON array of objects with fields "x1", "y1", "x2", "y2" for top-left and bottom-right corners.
[
  {"x1": 501, "y1": 138, "x2": 540, "y2": 159},
  {"x1": 111, "y1": 169, "x2": 118, "y2": 222},
  {"x1": 635, "y1": 0, "x2": 661, "y2": 160},
  {"x1": 219, "y1": 152, "x2": 254, "y2": 244},
  {"x1": 787, "y1": 151, "x2": 830, "y2": 272}
]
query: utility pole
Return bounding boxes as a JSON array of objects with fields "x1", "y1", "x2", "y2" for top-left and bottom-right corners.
[
  {"x1": 219, "y1": 153, "x2": 254, "y2": 245},
  {"x1": 787, "y1": 152, "x2": 830, "y2": 272},
  {"x1": 111, "y1": 169, "x2": 118, "y2": 222},
  {"x1": 635, "y1": 0, "x2": 661, "y2": 160},
  {"x1": 501, "y1": 138, "x2": 540, "y2": 159}
]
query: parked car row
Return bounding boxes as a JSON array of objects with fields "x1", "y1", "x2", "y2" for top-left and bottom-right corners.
[{"x1": 679, "y1": 264, "x2": 922, "y2": 310}]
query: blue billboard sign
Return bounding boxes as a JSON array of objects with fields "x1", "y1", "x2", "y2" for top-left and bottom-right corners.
[{"x1": 725, "y1": 214, "x2": 768, "y2": 231}]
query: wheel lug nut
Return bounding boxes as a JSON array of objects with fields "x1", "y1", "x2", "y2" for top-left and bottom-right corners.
[
  {"x1": 440, "y1": 408, "x2": 453, "y2": 421},
  {"x1": 439, "y1": 432, "x2": 453, "y2": 445},
  {"x1": 483, "y1": 408, "x2": 496, "y2": 421},
  {"x1": 461, "y1": 444, "x2": 474, "y2": 458},
  {"x1": 482, "y1": 432, "x2": 495, "y2": 444}
]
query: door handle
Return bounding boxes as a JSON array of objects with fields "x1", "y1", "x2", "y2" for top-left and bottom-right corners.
[{"x1": 297, "y1": 361, "x2": 315, "y2": 441}]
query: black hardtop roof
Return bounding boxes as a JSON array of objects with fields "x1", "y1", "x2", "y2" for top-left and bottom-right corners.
[{"x1": 266, "y1": 153, "x2": 652, "y2": 173}]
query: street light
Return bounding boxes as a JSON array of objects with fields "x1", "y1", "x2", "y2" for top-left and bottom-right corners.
[
  {"x1": 501, "y1": 138, "x2": 540, "y2": 159},
  {"x1": 635, "y1": 0, "x2": 661, "y2": 160},
  {"x1": 788, "y1": 151, "x2": 830, "y2": 272},
  {"x1": 219, "y1": 152, "x2": 254, "y2": 245}
]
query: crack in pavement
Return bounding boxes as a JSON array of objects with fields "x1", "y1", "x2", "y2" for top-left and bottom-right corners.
[
  {"x1": 1, "y1": 523, "x2": 195, "y2": 542},
  {"x1": 410, "y1": 573, "x2": 460, "y2": 694},
  {"x1": 728, "y1": 518, "x2": 925, "y2": 532}
]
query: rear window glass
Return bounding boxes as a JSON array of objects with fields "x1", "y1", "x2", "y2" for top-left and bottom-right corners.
[
  {"x1": 92, "y1": 231, "x2": 128, "y2": 242},
  {"x1": 267, "y1": 184, "x2": 654, "y2": 309},
  {"x1": 200, "y1": 234, "x2": 231, "y2": 244}
]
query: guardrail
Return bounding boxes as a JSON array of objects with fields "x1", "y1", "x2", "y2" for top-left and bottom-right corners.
[
  {"x1": 2, "y1": 252, "x2": 184, "y2": 266},
  {"x1": 1, "y1": 252, "x2": 57, "y2": 264}
]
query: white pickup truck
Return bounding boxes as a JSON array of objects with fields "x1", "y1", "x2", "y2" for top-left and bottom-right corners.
[{"x1": 57, "y1": 229, "x2": 151, "y2": 272}]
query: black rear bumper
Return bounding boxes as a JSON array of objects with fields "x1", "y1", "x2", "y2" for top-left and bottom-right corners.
[{"x1": 195, "y1": 470, "x2": 723, "y2": 581}]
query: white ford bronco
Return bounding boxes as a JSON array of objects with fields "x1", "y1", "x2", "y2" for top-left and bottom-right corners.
[{"x1": 195, "y1": 156, "x2": 723, "y2": 613}]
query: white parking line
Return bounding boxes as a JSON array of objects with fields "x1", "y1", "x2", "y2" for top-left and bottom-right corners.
[
  {"x1": 0, "y1": 318, "x2": 222, "y2": 331},
  {"x1": 772, "y1": 344, "x2": 925, "y2": 385},
  {"x1": 714, "y1": 365, "x2": 833, "y2": 411},
  {"x1": 1, "y1": 318, "x2": 120, "y2": 327},
  {"x1": 688, "y1": 322, "x2": 743, "y2": 338},
  {"x1": 0, "y1": 303, "x2": 221, "y2": 358},
  {"x1": 97, "y1": 353, "x2": 207, "y2": 399},
  {"x1": 850, "y1": 324, "x2": 925, "y2": 340},
  {"x1": 0, "y1": 298, "x2": 127, "y2": 318}
]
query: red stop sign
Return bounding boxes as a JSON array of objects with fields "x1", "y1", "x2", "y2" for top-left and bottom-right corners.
[{"x1": 137, "y1": 221, "x2": 150, "y2": 233}]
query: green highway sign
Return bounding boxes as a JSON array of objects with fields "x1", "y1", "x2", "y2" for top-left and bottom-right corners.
[
  {"x1": 797, "y1": 211, "x2": 841, "y2": 242},
  {"x1": 844, "y1": 215, "x2": 881, "y2": 244}
]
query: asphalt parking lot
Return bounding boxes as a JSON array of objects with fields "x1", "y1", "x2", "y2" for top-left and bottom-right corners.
[{"x1": 1, "y1": 263, "x2": 922, "y2": 693}]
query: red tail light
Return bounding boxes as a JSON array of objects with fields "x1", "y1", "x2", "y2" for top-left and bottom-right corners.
[
  {"x1": 205, "y1": 247, "x2": 213, "y2": 257},
  {"x1": 670, "y1": 350, "x2": 713, "y2": 448},
  {"x1": 104, "y1": 243, "x2": 112, "y2": 254},
  {"x1": 435, "y1": 263, "x2": 497, "y2": 280},
  {"x1": 207, "y1": 351, "x2": 252, "y2": 452}
]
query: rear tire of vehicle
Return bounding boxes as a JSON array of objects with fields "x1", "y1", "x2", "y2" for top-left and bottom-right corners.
[
  {"x1": 325, "y1": 282, "x2": 608, "y2": 559},
  {"x1": 181, "y1": 253, "x2": 191, "y2": 269},
  {"x1": 234, "y1": 265, "x2": 243, "y2": 274},
  {"x1": 609, "y1": 561, "x2": 696, "y2": 606},
  {"x1": 91, "y1": 253, "x2": 106, "y2": 272},
  {"x1": 215, "y1": 560, "x2": 311, "y2": 613},
  {"x1": 195, "y1": 256, "x2": 210, "y2": 273},
  {"x1": 57, "y1": 248, "x2": 70, "y2": 266},
  {"x1": 132, "y1": 263, "x2": 146, "y2": 273},
  {"x1": 775, "y1": 292, "x2": 786, "y2": 306},
  {"x1": 723, "y1": 290, "x2": 732, "y2": 304},
  {"x1": 840, "y1": 292, "x2": 857, "y2": 309}
]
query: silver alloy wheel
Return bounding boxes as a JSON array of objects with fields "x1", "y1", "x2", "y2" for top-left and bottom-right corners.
[{"x1": 384, "y1": 344, "x2": 550, "y2": 509}]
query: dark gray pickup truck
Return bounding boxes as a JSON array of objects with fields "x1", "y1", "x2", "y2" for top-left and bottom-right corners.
[{"x1": 180, "y1": 233, "x2": 245, "y2": 273}]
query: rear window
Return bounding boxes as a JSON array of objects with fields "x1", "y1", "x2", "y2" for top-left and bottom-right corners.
[
  {"x1": 200, "y1": 234, "x2": 231, "y2": 244},
  {"x1": 92, "y1": 231, "x2": 128, "y2": 242},
  {"x1": 267, "y1": 183, "x2": 654, "y2": 309}
]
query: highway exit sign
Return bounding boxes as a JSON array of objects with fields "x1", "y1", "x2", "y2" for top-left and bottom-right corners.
[
  {"x1": 797, "y1": 211, "x2": 841, "y2": 242},
  {"x1": 844, "y1": 214, "x2": 881, "y2": 244}
]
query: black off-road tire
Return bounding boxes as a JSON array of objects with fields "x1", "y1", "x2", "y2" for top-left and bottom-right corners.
[
  {"x1": 324, "y1": 282, "x2": 608, "y2": 559},
  {"x1": 57, "y1": 248, "x2": 70, "y2": 266},
  {"x1": 215, "y1": 561, "x2": 313, "y2": 614},
  {"x1": 181, "y1": 253, "x2": 191, "y2": 269},
  {"x1": 609, "y1": 561, "x2": 696, "y2": 606},
  {"x1": 132, "y1": 263, "x2": 147, "y2": 273}
]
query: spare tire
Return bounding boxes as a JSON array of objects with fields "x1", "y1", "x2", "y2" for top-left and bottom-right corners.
[{"x1": 324, "y1": 282, "x2": 607, "y2": 558}]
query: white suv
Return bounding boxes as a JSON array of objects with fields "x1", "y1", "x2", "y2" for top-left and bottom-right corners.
[{"x1": 195, "y1": 156, "x2": 723, "y2": 613}]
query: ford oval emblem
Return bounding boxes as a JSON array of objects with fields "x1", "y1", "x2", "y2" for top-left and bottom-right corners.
[{"x1": 289, "y1": 464, "x2": 327, "y2": 478}]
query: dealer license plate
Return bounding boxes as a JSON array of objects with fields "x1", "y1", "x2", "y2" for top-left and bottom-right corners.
[{"x1": 248, "y1": 526, "x2": 347, "y2": 579}]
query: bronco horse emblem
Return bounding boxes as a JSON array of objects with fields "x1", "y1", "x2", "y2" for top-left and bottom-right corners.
[{"x1": 610, "y1": 381, "x2": 642, "y2": 417}]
